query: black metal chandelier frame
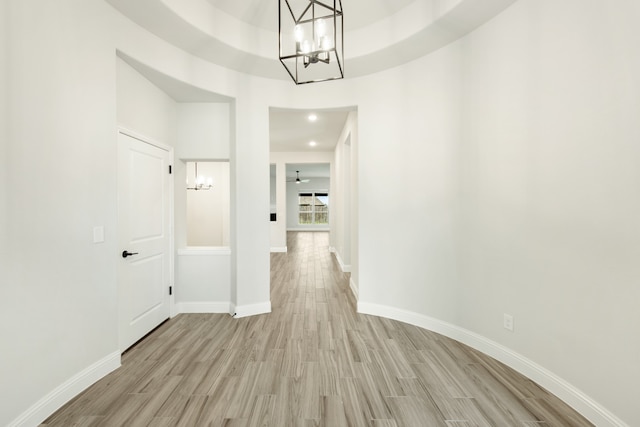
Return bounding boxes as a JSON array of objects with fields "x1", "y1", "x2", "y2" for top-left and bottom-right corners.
[{"x1": 279, "y1": 0, "x2": 344, "y2": 85}]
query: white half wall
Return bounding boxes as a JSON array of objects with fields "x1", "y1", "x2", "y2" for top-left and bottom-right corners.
[{"x1": 176, "y1": 248, "x2": 231, "y2": 310}]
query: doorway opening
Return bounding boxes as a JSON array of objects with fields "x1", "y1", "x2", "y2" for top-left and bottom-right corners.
[{"x1": 185, "y1": 161, "x2": 230, "y2": 248}]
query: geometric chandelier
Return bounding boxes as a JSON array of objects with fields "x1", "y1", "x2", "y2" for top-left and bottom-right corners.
[
  {"x1": 279, "y1": 0, "x2": 344, "y2": 84},
  {"x1": 186, "y1": 162, "x2": 213, "y2": 191}
]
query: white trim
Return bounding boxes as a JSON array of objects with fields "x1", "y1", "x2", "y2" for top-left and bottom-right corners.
[
  {"x1": 170, "y1": 294, "x2": 178, "y2": 318},
  {"x1": 328, "y1": 246, "x2": 336, "y2": 253},
  {"x1": 270, "y1": 246, "x2": 287, "y2": 253},
  {"x1": 168, "y1": 147, "x2": 176, "y2": 321},
  {"x1": 286, "y1": 228, "x2": 330, "y2": 232},
  {"x1": 8, "y1": 352, "x2": 121, "y2": 427},
  {"x1": 349, "y1": 277, "x2": 359, "y2": 300},
  {"x1": 233, "y1": 301, "x2": 272, "y2": 318},
  {"x1": 177, "y1": 301, "x2": 232, "y2": 314},
  {"x1": 333, "y1": 251, "x2": 351, "y2": 273},
  {"x1": 177, "y1": 247, "x2": 231, "y2": 256},
  {"x1": 118, "y1": 127, "x2": 172, "y2": 152},
  {"x1": 357, "y1": 302, "x2": 628, "y2": 427}
]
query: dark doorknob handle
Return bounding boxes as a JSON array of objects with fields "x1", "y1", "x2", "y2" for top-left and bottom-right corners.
[{"x1": 122, "y1": 250, "x2": 139, "y2": 258}]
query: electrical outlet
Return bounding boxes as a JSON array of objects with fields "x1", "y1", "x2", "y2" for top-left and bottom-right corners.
[{"x1": 503, "y1": 313, "x2": 514, "y2": 331}]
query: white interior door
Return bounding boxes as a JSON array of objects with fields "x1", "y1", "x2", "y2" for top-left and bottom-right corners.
[{"x1": 117, "y1": 131, "x2": 171, "y2": 352}]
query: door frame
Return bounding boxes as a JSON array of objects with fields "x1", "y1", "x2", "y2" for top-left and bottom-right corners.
[{"x1": 117, "y1": 127, "x2": 176, "y2": 337}]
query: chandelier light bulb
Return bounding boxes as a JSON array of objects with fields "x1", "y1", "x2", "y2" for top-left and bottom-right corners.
[
  {"x1": 301, "y1": 40, "x2": 311, "y2": 54},
  {"x1": 294, "y1": 25, "x2": 304, "y2": 43},
  {"x1": 278, "y1": 0, "x2": 344, "y2": 84},
  {"x1": 320, "y1": 36, "x2": 332, "y2": 51},
  {"x1": 316, "y1": 19, "x2": 326, "y2": 38},
  {"x1": 187, "y1": 162, "x2": 213, "y2": 190}
]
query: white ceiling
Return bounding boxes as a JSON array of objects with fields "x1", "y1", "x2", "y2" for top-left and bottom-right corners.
[
  {"x1": 270, "y1": 108, "x2": 352, "y2": 152},
  {"x1": 109, "y1": 0, "x2": 517, "y2": 152},
  {"x1": 106, "y1": 0, "x2": 517, "y2": 80},
  {"x1": 285, "y1": 163, "x2": 330, "y2": 180},
  {"x1": 205, "y1": 0, "x2": 417, "y2": 32}
]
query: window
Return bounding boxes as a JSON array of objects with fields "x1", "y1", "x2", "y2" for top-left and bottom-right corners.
[{"x1": 299, "y1": 192, "x2": 329, "y2": 225}]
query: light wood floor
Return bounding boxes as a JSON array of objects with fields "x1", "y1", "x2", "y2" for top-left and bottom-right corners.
[{"x1": 42, "y1": 231, "x2": 593, "y2": 426}]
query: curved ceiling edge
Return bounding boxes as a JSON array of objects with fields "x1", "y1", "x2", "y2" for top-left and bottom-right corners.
[
  {"x1": 117, "y1": 50, "x2": 236, "y2": 103},
  {"x1": 107, "y1": 0, "x2": 518, "y2": 81},
  {"x1": 162, "y1": 0, "x2": 275, "y2": 59},
  {"x1": 347, "y1": 0, "x2": 519, "y2": 77}
]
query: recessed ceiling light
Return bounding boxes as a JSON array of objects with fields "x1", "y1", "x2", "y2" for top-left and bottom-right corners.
[
  {"x1": 308, "y1": 114, "x2": 317, "y2": 122},
  {"x1": 309, "y1": 141, "x2": 317, "y2": 147}
]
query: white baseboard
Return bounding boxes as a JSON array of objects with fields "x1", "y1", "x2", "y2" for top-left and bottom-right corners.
[
  {"x1": 333, "y1": 251, "x2": 351, "y2": 273},
  {"x1": 357, "y1": 302, "x2": 627, "y2": 427},
  {"x1": 8, "y1": 352, "x2": 121, "y2": 427},
  {"x1": 349, "y1": 277, "x2": 359, "y2": 300},
  {"x1": 177, "y1": 301, "x2": 232, "y2": 314},
  {"x1": 270, "y1": 247, "x2": 287, "y2": 253},
  {"x1": 178, "y1": 301, "x2": 272, "y2": 319},
  {"x1": 232, "y1": 301, "x2": 272, "y2": 318}
]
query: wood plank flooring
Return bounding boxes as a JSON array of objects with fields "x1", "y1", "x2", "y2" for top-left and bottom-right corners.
[{"x1": 42, "y1": 231, "x2": 593, "y2": 426}]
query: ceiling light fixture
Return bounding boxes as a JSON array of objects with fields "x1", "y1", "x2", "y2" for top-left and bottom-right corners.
[
  {"x1": 309, "y1": 141, "x2": 317, "y2": 146},
  {"x1": 279, "y1": 0, "x2": 344, "y2": 85},
  {"x1": 186, "y1": 162, "x2": 213, "y2": 191},
  {"x1": 308, "y1": 114, "x2": 317, "y2": 122}
]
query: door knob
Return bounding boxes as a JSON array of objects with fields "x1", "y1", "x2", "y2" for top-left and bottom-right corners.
[{"x1": 122, "y1": 250, "x2": 139, "y2": 258}]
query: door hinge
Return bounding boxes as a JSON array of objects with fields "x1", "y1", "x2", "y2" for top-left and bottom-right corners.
[
  {"x1": 169, "y1": 165, "x2": 172, "y2": 174},
  {"x1": 169, "y1": 286, "x2": 173, "y2": 296}
]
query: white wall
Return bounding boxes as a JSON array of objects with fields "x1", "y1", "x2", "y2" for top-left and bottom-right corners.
[
  {"x1": 456, "y1": 1, "x2": 640, "y2": 424},
  {"x1": 176, "y1": 248, "x2": 231, "y2": 309},
  {"x1": 0, "y1": 0, "x2": 7, "y2": 272},
  {"x1": 356, "y1": 1, "x2": 640, "y2": 425},
  {"x1": 3, "y1": 0, "x2": 639, "y2": 425},
  {"x1": 174, "y1": 103, "x2": 230, "y2": 251},
  {"x1": 270, "y1": 164, "x2": 276, "y2": 214},
  {"x1": 357, "y1": 42, "x2": 462, "y2": 322},
  {"x1": 116, "y1": 57, "x2": 177, "y2": 146},
  {"x1": 2, "y1": 1, "x2": 122, "y2": 425},
  {"x1": 176, "y1": 103, "x2": 230, "y2": 160}
]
